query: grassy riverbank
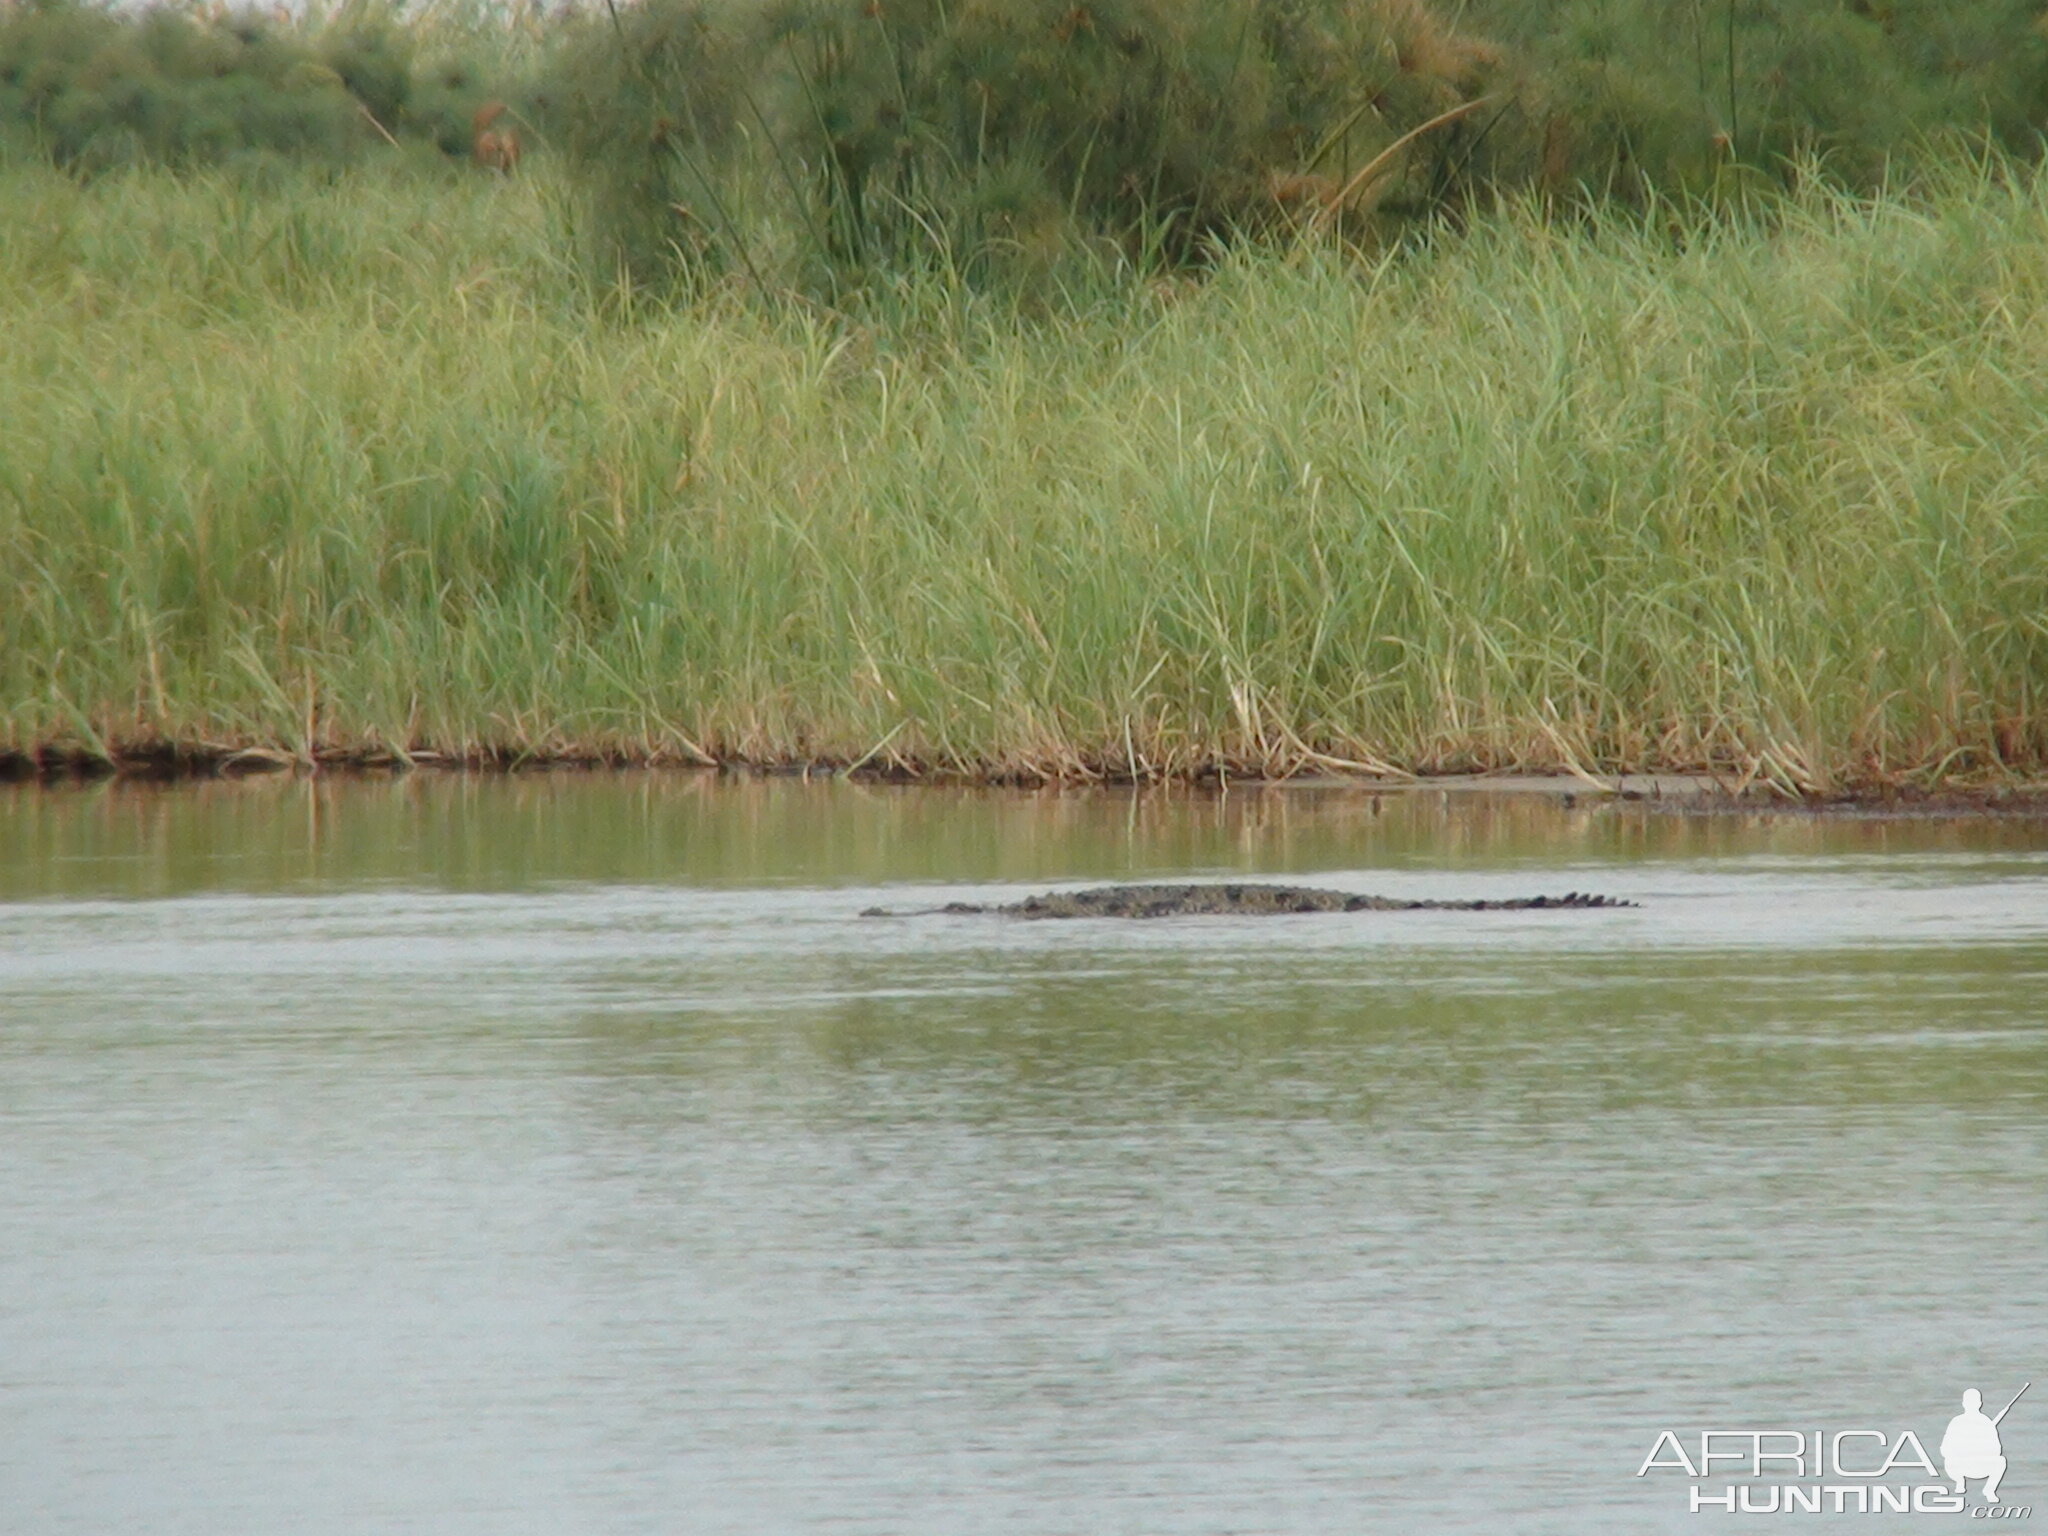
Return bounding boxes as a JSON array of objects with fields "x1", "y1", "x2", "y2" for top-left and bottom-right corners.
[{"x1": 5, "y1": 151, "x2": 2048, "y2": 790}]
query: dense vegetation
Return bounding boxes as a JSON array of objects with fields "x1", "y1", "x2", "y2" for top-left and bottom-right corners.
[
  {"x1": 0, "y1": 0, "x2": 541, "y2": 171},
  {"x1": 6, "y1": 146, "x2": 2047, "y2": 788},
  {"x1": 523, "y1": 0, "x2": 2048, "y2": 289},
  {"x1": 6, "y1": 0, "x2": 2048, "y2": 284},
  {"x1": 3, "y1": 1, "x2": 2047, "y2": 788}
]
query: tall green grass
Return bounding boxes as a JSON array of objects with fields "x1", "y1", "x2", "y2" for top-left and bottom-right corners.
[{"x1": 4, "y1": 150, "x2": 2047, "y2": 788}]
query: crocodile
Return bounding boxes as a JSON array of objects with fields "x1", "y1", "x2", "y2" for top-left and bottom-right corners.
[{"x1": 860, "y1": 882, "x2": 1636, "y2": 919}]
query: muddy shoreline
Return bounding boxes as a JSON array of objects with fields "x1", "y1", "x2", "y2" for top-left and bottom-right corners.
[{"x1": 7, "y1": 742, "x2": 2048, "y2": 816}]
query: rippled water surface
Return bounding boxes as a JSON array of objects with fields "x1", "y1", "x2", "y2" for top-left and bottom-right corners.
[{"x1": 2, "y1": 777, "x2": 2044, "y2": 1533}]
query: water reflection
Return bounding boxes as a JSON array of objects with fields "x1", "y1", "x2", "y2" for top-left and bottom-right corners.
[{"x1": 4, "y1": 770, "x2": 2042, "y2": 899}]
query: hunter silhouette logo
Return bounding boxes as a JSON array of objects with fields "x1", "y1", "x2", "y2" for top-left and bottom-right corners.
[
  {"x1": 1944, "y1": 1384, "x2": 2027, "y2": 1506},
  {"x1": 1637, "y1": 1382, "x2": 2032, "y2": 1516}
]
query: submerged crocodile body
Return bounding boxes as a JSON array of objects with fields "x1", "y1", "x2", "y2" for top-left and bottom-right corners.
[{"x1": 861, "y1": 882, "x2": 1635, "y2": 919}]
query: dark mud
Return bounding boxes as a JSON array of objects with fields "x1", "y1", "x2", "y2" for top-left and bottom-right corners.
[{"x1": 8, "y1": 745, "x2": 2048, "y2": 815}]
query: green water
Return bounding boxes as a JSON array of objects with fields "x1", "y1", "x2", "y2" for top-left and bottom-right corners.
[{"x1": 1, "y1": 776, "x2": 2042, "y2": 1533}]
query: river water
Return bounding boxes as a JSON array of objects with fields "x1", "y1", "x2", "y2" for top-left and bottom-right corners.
[{"x1": 1, "y1": 776, "x2": 2042, "y2": 1533}]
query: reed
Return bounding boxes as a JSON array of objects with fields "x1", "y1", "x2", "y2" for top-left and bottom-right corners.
[
  {"x1": 534, "y1": 0, "x2": 1555, "y2": 294},
  {"x1": 4, "y1": 148, "x2": 2046, "y2": 789}
]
